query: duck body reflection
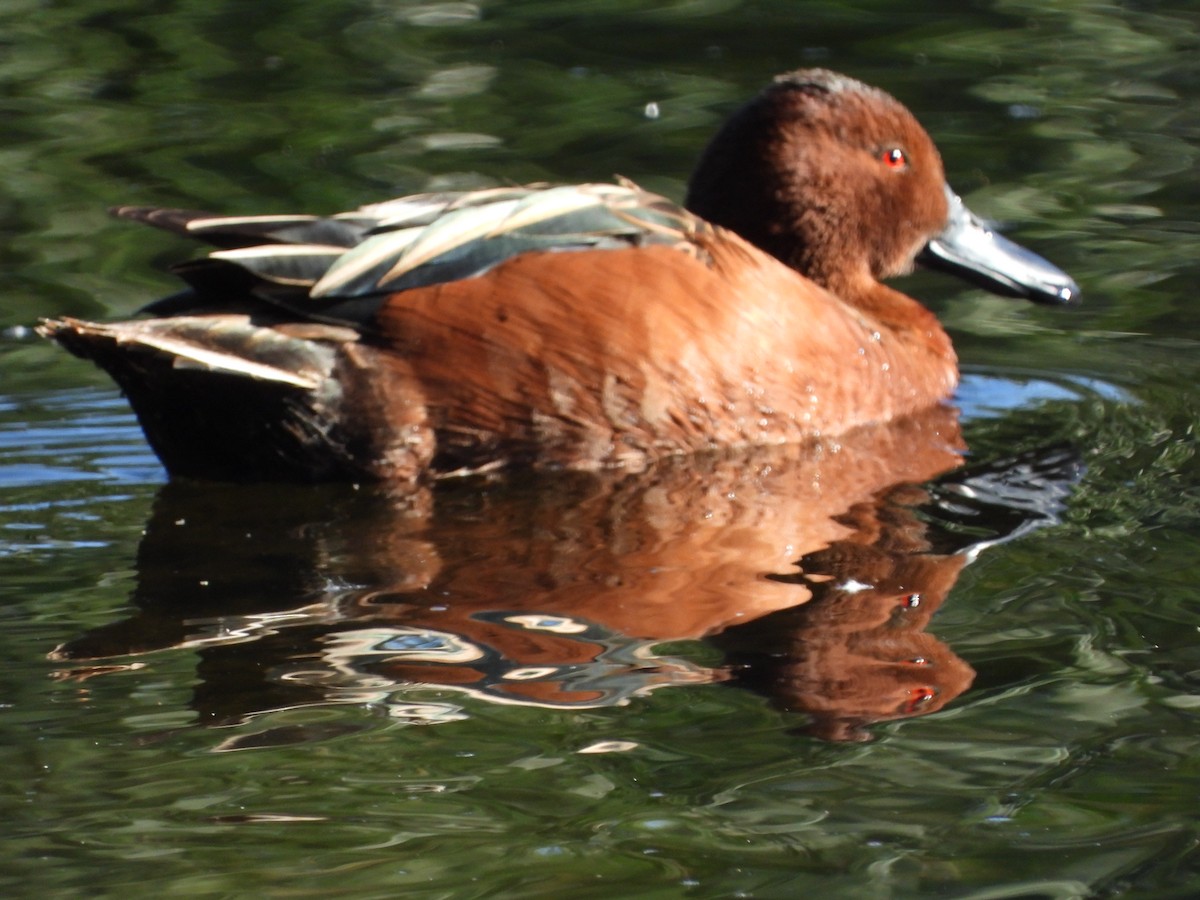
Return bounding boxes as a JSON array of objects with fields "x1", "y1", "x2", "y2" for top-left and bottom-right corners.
[{"x1": 53, "y1": 405, "x2": 1079, "y2": 742}]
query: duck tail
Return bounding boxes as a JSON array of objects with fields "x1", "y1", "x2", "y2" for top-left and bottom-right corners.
[{"x1": 37, "y1": 316, "x2": 428, "y2": 482}]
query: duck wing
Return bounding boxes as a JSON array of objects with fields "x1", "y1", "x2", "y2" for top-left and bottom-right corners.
[{"x1": 119, "y1": 183, "x2": 708, "y2": 327}]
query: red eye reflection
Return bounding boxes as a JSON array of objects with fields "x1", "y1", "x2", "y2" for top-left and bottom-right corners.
[
  {"x1": 881, "y1": 147, "x2": 907, "y2": 170},
  {"x1": 903, "y1": 686, "x2": 937, "y2": 714}
]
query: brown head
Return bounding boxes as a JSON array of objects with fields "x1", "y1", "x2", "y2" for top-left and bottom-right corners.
[
  {"x1": 686, "y1": 69, "x2": 1079, "y2": 306},
  {"x1": 686, "y1": 70, "x2": 948, "y2": 293}
]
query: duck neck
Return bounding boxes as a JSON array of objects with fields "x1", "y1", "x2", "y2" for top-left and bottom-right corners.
[
  {"x1": 685, "y1": 116, "x2": 805, "y2": 268},
  {"x1": 834, "y1": 272, "x2": 957, "y2": 364}
]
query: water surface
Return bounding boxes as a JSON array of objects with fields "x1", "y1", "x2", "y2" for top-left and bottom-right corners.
[{"x1": 2, "y1": 0, "x2": 1199, "y2": 896}]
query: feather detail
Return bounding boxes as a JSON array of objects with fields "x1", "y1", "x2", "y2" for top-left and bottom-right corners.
[
  {"x1": 309, "y1": 184, "x2": 701, "y2": 300},
  {"x1": 209, "y1": 244, "x2": 349, "y2": 287},
  {"x1": 110, "y1": 183, "x2": 709, "y2": 320}
]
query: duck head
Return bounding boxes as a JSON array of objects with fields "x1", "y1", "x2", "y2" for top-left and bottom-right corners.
[{"x1": 685, "y1": 68, "x2": 1078, "y2": 306}]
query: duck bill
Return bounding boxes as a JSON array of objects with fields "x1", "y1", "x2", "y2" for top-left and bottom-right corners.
[{"x1": 918, "y1": 186, "x2": 1079, "y2": 305}]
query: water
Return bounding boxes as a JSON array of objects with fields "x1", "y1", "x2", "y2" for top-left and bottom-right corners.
[{"x1": 2, "y1": 0, "x2": 1199, "y2": 896}]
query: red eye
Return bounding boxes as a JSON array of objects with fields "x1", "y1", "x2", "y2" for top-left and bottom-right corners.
[
  {"x1": 903, "y1": 686, "x2": 936, "y2": 714},
  {"x1": 881, "y1": 147, "x2": 907, "y2": 170}
]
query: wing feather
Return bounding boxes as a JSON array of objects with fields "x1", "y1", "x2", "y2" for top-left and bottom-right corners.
[{"x1": 118, "y1": 183, "x2": 706, "y2": 324}]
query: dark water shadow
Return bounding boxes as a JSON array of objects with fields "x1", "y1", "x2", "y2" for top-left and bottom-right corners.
[{"x1": 50, "y1": 405, "x2": 1081, "y2": 744}]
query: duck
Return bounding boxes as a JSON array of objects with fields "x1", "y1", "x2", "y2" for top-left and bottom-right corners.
[{"x1": 40, "y1": 68, "x2": 1078, "y2": 483}]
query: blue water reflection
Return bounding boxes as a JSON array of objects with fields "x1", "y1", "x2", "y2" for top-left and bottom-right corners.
[{"x1": 956, "y1": 371, "x2": 1131, "y2": 422}]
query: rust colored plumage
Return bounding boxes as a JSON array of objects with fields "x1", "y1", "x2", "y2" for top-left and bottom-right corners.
[
  {"x1": 39, "y1": 69, "x2": 1078, "y2": 482},
  {"x1": 371, "y1": 236, "x2": 958, "y2": 475}
]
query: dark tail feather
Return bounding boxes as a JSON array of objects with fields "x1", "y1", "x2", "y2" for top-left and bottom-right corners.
[
  {"x1": 35, "y1": 315, "x2": 399, "y2": 482},
  {"x1": 109, "y1": 206, "x2": 219, "y2": 237},
  {"x1": 110, "y1": 206, "x2": 366, "y2": 249}
]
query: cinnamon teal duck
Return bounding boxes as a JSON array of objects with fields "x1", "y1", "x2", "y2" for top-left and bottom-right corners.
[{"x1": 40, "y1": 69, "x2": 1078, "y2": 482}]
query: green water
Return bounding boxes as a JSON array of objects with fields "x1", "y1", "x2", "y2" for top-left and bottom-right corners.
[{"x1": 2, "y1": 0, "x2": 1199, "y2": 896}]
